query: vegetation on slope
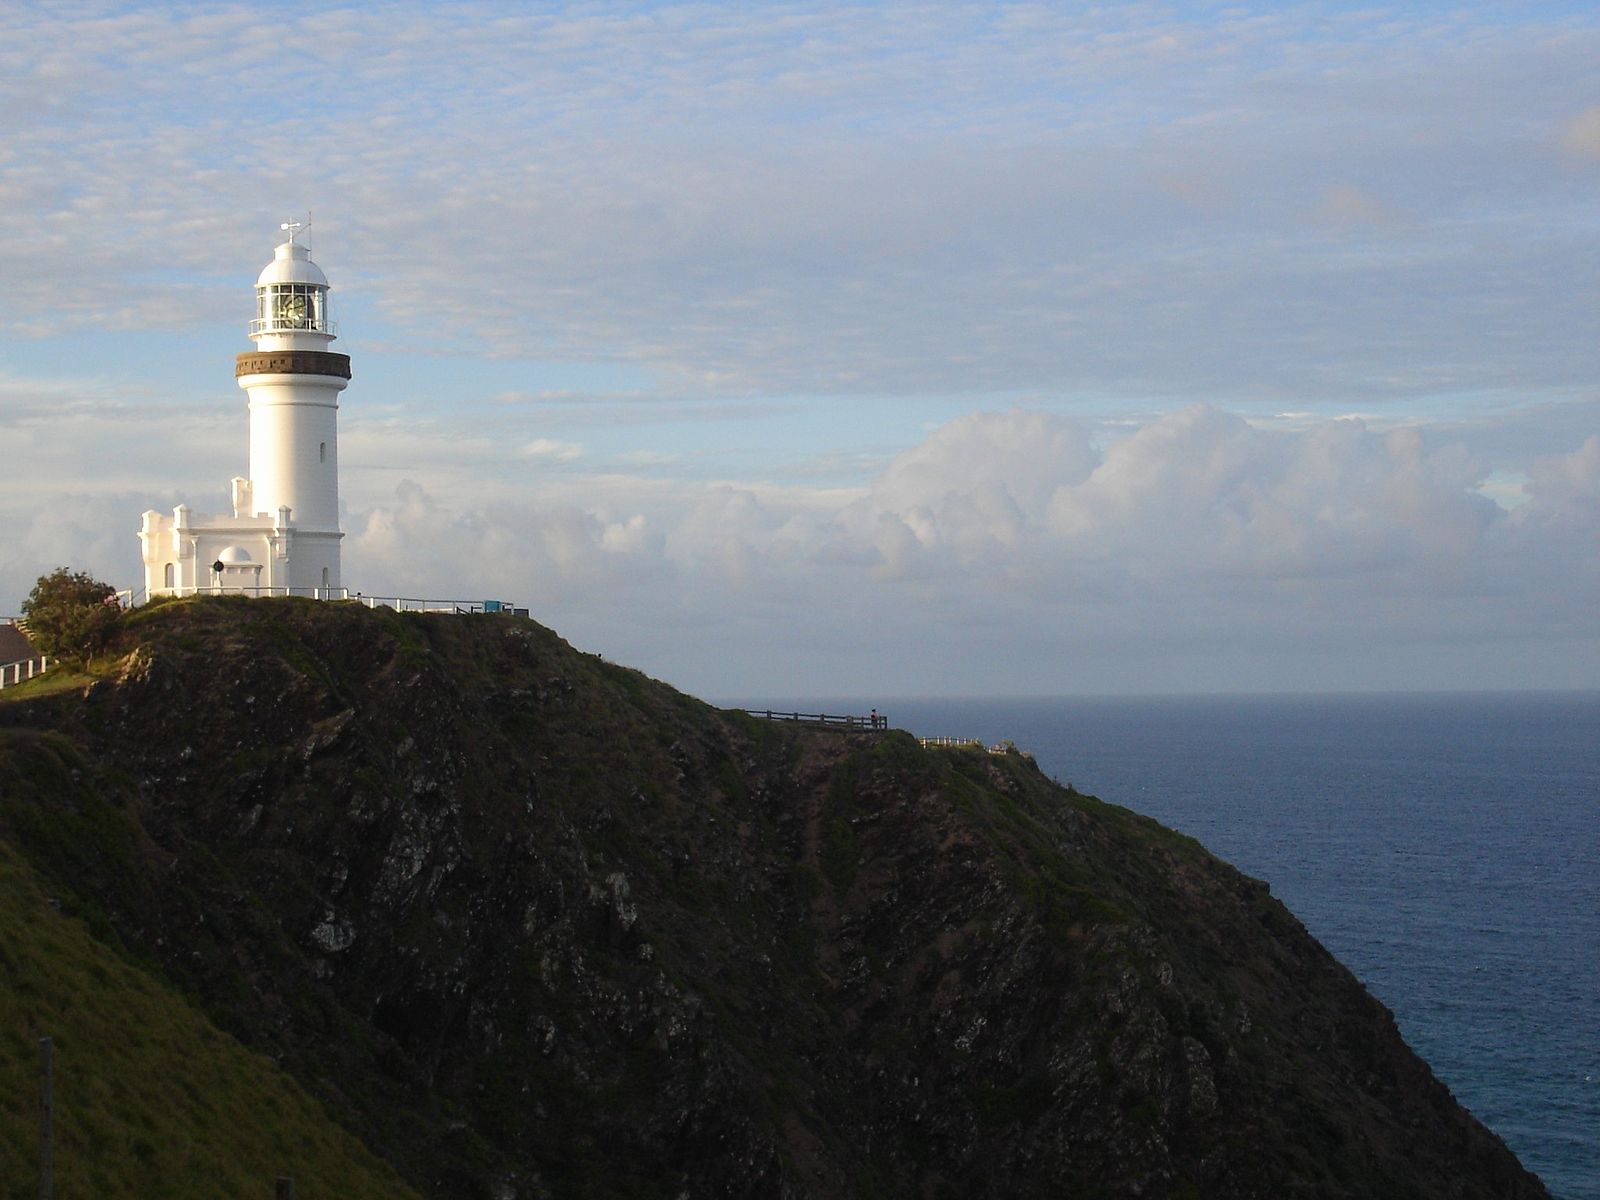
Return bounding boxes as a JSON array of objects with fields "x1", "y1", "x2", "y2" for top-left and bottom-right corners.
[
  {"x1": 0, "y1": 596, "x2": 1550, "y2": 1199},
  {"x1": 0, "y1": 829, "x2": 417, "y2": 1199}
]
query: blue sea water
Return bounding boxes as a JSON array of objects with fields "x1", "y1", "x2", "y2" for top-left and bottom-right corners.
[{"x1": 733, "y1": 692, "x2": 1599, "y2": 1199}]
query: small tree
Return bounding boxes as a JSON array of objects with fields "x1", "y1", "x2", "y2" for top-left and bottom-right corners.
[{"x1": 21, "y1": 568, "x2": 120, "y2": 664}]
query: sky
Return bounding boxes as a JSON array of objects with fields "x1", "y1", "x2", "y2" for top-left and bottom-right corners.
[{"x1": 1, "y1": 1, "x2": 1596, "y2": 699}]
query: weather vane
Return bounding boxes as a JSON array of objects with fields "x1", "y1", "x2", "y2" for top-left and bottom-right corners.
[{"x1": 279, "y1": 217, "x2": 310, "y2": 245}]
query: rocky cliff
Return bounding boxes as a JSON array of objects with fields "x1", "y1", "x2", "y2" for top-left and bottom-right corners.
[{"x1": 0, "y1": 597, "x2": 1548, "y2": 1198}]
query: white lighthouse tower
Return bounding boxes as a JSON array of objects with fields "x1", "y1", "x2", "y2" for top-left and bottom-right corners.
[
  {"x1": 237, "y1": 224, "x2": 350, "y2": 592},
  {"x1": 138, "y1": 224, "x2": 352, "y2": 598}
]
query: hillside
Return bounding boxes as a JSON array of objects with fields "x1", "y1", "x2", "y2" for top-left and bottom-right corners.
[
  {"x1": 0, "y1": 597, "x2": 1549, "y2": 1198},
  {"x1": 0, "y1": 834, "x2": 418, "y2": 1199}
]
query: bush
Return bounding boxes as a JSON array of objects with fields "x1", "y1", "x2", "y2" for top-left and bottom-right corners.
[{"x1": 21, "y1": 568, "x2": 120, "y2": 663}]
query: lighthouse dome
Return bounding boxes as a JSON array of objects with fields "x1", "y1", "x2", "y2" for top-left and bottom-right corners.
[{"x1": 256, "y1": 240, "x2": 329, "y2": 289}]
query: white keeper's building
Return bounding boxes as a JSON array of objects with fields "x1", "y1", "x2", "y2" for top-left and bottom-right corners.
[{"x1": 139, "y1": 227, "x2": 351, "y2": 599}]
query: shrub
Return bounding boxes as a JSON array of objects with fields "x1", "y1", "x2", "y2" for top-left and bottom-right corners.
[{"x1": 21, "y1": 568, "x2": 120, "y2": 663}]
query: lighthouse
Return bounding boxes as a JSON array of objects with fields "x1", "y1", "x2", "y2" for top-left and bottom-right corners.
[{"x1": 138, "y1": 224, "x2": 352, "y2": 599}]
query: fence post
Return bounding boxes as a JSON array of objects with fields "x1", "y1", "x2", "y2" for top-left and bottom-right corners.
[
  {"x1": 39, "y1": 1037, "x2": 53, "y2": 1200},
  {"x1": 276, "y1": 1177, "x2": 294, "y2": 1200}
]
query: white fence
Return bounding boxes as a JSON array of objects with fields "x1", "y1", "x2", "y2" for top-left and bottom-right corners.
[
  {"x1": 349, "y1": 594, "x2": 526, "y2": 615},
  {"x1": 743, "y1": 709, "x2": 889, "y2": 731},
  {"x1": 918, "y1": 736, "x2": 1025, "y2": 757},
  {"x1": 0, "y1": 654, "x2": 49, "y2": 689},
  {"x1": 121, "y1": 587, "x2": 524, "y2": 616},
  {"x1": 124, "y1": 585, "x2": 347, "y2": 604},
  {"x1": 0, "y1": 616, "x2": 46, "y2": 689}
]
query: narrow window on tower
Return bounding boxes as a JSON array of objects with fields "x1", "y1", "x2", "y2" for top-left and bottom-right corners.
[
  {"x1": 164, "y1": 563, "x2": 175, "y2": 589},
  {"x1": 320, "y1": 442, "x2": 326, "y2": 463}
]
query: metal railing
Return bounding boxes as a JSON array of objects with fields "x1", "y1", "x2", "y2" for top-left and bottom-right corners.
[
  {"x1": 130, "y1": 585, "x2": 523, "y2": 616},
  {"x1": 743, "y1": 709, "x2": 889, "y2": 731},
  {"x1": 348, "y1": 594, "x2": 524, "y2": 615},
  {"x1": 246, "y1": 316, "x2": 339, "y2": 338}
]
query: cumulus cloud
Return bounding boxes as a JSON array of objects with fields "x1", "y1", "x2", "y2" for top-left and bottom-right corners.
[
  {"x1": 7, "y1": 401, "x2": 1596, "y2": 692},
  {"x1": 816, "y1": 408, "x2": 1509, "y2": 604},
  {"x1": 836, "y1": 409, "x2": 1099, "y2": 576},
  {"x1": 1517, "y1": 435, "x2": 1600, "y2": 521},
  {"x1": 347, "y1": 480, "x2": 667, "y2": 609},
  {"x1": 327, "y1": 408, "x2": 1598, "y2": 694},
  {"x1": 0, "y1": 492, "x2": 152, "y2": 614}
]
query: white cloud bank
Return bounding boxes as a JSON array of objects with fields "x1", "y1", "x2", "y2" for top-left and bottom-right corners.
[
  {"x1": 4, "y1": 403, "x2": 1593, "y2": 694},
  {"x1": 330, "y1": 407, "x2": 1599, "y2": 696}
]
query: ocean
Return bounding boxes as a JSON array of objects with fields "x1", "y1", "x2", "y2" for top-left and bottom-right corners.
[{"x1": 729, "y1": 692, "x2": 1599, "y2": 1200}]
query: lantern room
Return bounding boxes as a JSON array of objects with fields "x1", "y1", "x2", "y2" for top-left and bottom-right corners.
[{"x1": 249, "y1": 226, "x2": 335, "y2": 346}]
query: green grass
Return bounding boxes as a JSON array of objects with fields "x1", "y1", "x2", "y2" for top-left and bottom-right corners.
[
  {"x1": 0, "y1": 670, "x2": 98, "y2": 704},
  {"x1": 0, "y1": 842, "x2": 418, "y2": 1200}
]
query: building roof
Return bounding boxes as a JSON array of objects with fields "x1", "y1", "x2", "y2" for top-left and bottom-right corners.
[
  {"x1": 256, "y1": 239, "x2": 329, "y2": 289},
  {"x1": 0, "y1": 623, "x2": 37, "y2": 666}
]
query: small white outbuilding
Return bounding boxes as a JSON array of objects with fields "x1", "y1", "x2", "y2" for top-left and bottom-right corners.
[{"x1": 139, "y1": 225, "x2": 351, "y2": 599}]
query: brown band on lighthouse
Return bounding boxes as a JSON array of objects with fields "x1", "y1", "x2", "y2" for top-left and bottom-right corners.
[{"x1": 236, "y1": 351, "x2": 352, "y2": 380}]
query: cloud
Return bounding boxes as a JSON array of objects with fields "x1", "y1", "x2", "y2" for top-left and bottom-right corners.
[
  {"x1": 826, "y1": 407, "x2": 1505, "y2": 596},
  {"x1": 328, "y1": 407, "x2": 1597, "y2": 694},
  {"x1": 7, "y1": 399, "x2": 1595, "y2": 692},
  {"x1": 347, "y1": 479, "x2": 666, "y2": 609},
  {"x1": 1518, "y1": 435, "x2": 1600, "y2": 521},
  {"x1": 1, "y1": 4, "x2": 1596, "y2": 403},
  {"x1": 4, "y1": 5, "x2": 1597, "y2": 692},
  {"x1": 0, "y1": 491, "x2": 153, "y2": 615},
  {"x1": 1313, "y1": 184, "x2": 1395, "y2": 228},
  {"x1": 519, "y1": 438, "x2": 584, "y2": 462},
  {"x1": 818, "y1": 409, "x2": 1095, "y2": 581},
  {"x1": 1558, "y1": 104, "x2": 1600, "y2": 160}
]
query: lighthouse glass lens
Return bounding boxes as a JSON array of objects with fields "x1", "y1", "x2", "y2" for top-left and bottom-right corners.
[{"x1": 273, "y1": 288, "x2": 309, "y2": 328}]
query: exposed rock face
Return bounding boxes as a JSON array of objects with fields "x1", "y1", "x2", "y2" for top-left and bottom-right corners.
[{"x1": 0, "y1": 599, "x2": 1548, "y2": 1198}]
